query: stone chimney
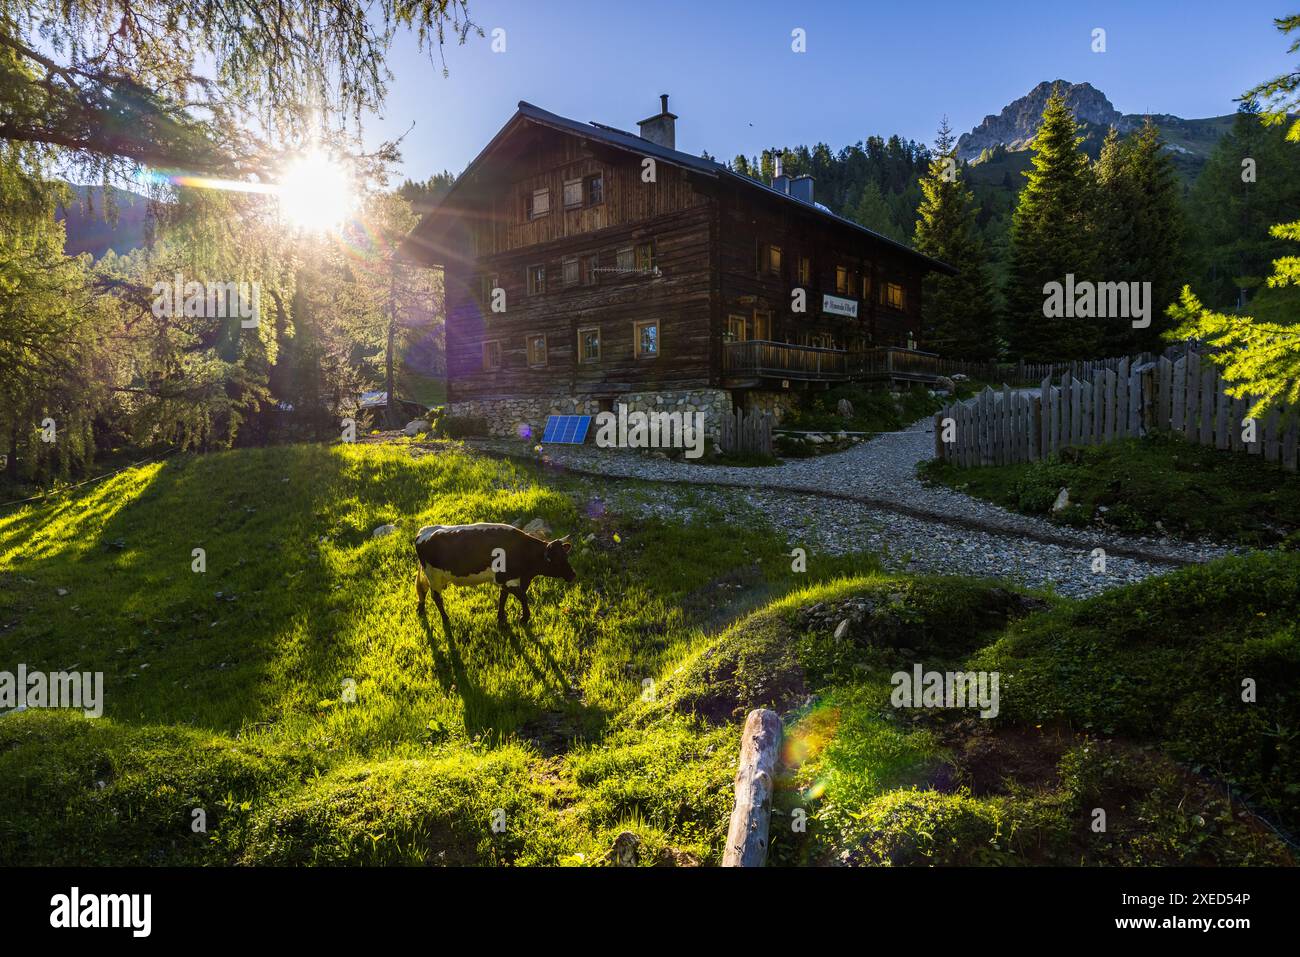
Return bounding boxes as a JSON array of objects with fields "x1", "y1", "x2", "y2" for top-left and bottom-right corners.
[{"x1": 637, "y1": 94, "x2": 677, "y2": 150}]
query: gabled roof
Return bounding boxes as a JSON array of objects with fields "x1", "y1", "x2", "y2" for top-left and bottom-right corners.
[{"x1": 400, "y1": 101, "x2": 956, "y2": 275}]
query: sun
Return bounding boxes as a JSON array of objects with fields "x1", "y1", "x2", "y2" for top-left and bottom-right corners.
[{"x1": 277, "y1": 149, "x2": 356, "y2": 232}]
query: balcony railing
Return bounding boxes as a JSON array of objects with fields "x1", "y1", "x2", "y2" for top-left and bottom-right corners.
[
  {"x1": 854, "y1": 346, "x2": 942, "y2": 380},
  {"x1": 722, "y1": 341, "x2": 942, "y2": 383},
  {"x1": 722, "y1": 340, "x2": 851, "y2": 381}
]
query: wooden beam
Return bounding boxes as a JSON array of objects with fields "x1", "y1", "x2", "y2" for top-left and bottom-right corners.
[{"x1": 722, "y1": 708, "x2": 782, "y2": 867}]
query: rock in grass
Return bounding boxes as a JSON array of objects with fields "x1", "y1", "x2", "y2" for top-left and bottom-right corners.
[
  {"x1": 403, "y1": 419, "x2": 428, "y2": 437},
  {"x1": 371, "y1": 524, "x2": 397, "y2": 538},
  {"x1": 1051, "y1": 487, "x2": 1070, "y2": 513},
  {"x1": 833, "y1": 619, "x2": 849, "y2": 639},
  {"x1": 610, "y1": 831, "x2": 640, "y2": 867},
  {"x1": 523, "y1": 517, "x2": 551, "y2": 538}
]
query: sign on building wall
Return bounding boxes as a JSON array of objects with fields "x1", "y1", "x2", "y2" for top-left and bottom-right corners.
[{"x1": 822, "y1": 294, "x2": 858, "y2": 318}]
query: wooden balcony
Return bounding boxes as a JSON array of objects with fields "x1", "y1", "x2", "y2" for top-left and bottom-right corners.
[
  {"x1": 722, "y1": 339, "x2": 851, "y2": 384},
  {"x1": 722, "y1": 340, "x2": 941, "y2": 387},
  {"x1": 854, "y1": 346, "x2": 942, "y2": 382}
]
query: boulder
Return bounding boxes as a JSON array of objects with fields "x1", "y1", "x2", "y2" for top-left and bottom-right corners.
[
  {"x1": 1051, "y1": 488, "x2": 1070, "y2": 513},
  {"x1": 833, "y1": 619, "x2": 850, "y2": 640},
  {"x1": 523, "y1": 517, "x2": 552, "y2": 538},
  {"x1": 952, "y1": 373, "x2": 969, "y2": 382},
  {"x1": 935, "y1": 375, "x2": 956, "y2": 392},
  {"x1": 836, "y1": 398, "x2": 855, "y2": 418},
  {"x1": 402, "y1": 419, "x2": 428, "y2": 437},
  {"x1": 372, "y1": 524, "x2": 398, "y2": 538}
]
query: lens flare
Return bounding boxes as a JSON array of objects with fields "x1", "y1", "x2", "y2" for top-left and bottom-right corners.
[{"x1": 277, "y1": 149, "x2": 356, "y2": 232}]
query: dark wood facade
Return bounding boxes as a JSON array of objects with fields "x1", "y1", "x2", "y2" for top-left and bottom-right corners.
[{"x1": 401, "y1": 101, "x2": 952, "y2": 405}]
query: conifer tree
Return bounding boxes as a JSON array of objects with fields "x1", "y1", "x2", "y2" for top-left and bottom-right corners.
[
  {"x1": 1120, "y1": 119, "x2": 1185, "y2": 351},
  {"x1": 1004, "y1": 87, "x2": 1099, "y2": 361},
  {"x1": 852, "y1": 179, "x2": 905, "y2": 242},
  {"x1": 912, "y1": 118, "x2": 998, "y2": 358},
  {"x1": 1092, "y1": 121, "x2": 1185, "y2": 353}
]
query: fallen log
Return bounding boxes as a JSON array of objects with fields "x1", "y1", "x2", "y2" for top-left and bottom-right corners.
[{"x1": 722, "y1": 708, "x2": 782, "y2": 867}]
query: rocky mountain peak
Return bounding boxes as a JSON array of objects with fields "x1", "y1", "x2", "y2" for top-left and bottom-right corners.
[{"x1": 956, "y1": 80, "x2": 1133, "y2": 161}]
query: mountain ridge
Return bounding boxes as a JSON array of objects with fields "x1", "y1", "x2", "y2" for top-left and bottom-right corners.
[{"x1": 956, "y1": 79, "x2": 1233, "y2": 168}]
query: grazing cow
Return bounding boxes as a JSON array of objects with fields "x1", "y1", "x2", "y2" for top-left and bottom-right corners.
[{"x1": 414, "y1": 523, "x2": 575, "y2": 627}]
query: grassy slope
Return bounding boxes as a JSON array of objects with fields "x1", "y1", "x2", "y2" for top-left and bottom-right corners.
[
  {"x1": 921, "y1": 434, "x2": 1300, "y2": 547},
  {"x1": 2, "y1": 441, "x2": 1295, "y2": 866},
  {"x1": 647, "y1": 566, "x2": 1298, "y2": 865}
]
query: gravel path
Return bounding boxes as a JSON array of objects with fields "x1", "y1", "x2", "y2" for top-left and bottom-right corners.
[{"x1": 458, "y1": 415, "x2": 1236, "y2": 598}]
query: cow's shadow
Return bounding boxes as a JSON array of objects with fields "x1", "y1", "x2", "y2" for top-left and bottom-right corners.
[
  {"x1": 417, "y1": 606, "x2": 591, "y2": 742},
  {"x1": 499, "y1": 619, "x2": 571, "y2": 698},
  {"x1": 418, "y1": 613, "x2": 482, "y2": 702}
]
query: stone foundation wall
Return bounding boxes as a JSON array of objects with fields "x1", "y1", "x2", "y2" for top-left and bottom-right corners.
[
  {"x1": 742, "y1": 389, "x2": 801, "y2": 424},
  {"x1": 449, "y1": 388, "x2": 733, "y2": 443}
]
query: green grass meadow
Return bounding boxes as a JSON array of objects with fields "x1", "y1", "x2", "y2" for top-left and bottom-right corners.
[{"x1": 1, "y1": 440, "x2": 1297, "y2": 866}]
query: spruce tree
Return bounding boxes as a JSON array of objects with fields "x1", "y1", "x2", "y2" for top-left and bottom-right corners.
[
  {"x1": 912, "y1": 118, "x2": 998, "y2": 358},
  {"x1": 1119, "y1": 119, "x2": 1185, "y2": 351},
  {"x1": 1004, "y1": 87, "x2": 1099, "y2": 361},
  {"x1": 852, "y1": 179, "x2": 905, "y2": 242}
]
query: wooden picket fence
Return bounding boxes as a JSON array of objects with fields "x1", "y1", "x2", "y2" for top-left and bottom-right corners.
[
  {"x1": 720, "y1": 408, "x2": 773, "y2": 456},
  {"x1": 934, "y1": 351, "x2": 1299, "y2": 471},
  {"x1": 932, "y1": 350, "x2": 1169, "y2": 387}
]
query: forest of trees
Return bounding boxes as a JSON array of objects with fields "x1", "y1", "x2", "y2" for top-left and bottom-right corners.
[{"x1": 730, "y1": 74, "x2": 1299, "y2": 363}]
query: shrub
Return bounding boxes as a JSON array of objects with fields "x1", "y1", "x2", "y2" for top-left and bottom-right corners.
[{"x1": 434, "y1": 414, "x2": 489, "y2": 439}]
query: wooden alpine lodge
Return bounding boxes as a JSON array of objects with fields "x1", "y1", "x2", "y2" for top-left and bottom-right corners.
[{"x1": 400, "y1": 95, "x2": 955, "y2": 438}]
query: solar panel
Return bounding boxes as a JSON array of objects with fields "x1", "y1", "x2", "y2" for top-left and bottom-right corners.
[{"x1": 542, "y1": 414, "x2": 592, "y2": 444}]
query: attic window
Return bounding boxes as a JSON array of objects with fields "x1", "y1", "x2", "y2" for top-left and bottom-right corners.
[
  {"x1": 526, "y1": 188, "x2": 550, "y2": 220},
  {"x1": 586, "y1": 174, "x2": 603, "y2": 205}
]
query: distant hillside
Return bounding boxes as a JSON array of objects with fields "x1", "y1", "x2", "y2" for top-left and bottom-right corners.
[
  {"x1": 57, "y1": 183, "x2": 150, "y2": 258},
  {"x1": 957, "y1": 80, "x2": 1233, "y2": 181}
]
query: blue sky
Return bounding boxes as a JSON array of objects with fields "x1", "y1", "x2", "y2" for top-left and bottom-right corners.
[{"x1": 367, "y1": 0, "x2": 1298, "y2": 184}]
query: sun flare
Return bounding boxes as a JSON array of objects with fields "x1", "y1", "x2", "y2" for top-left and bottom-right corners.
[{"x1": 277, "y1": 149, "x2": 356, "y2": 232}]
